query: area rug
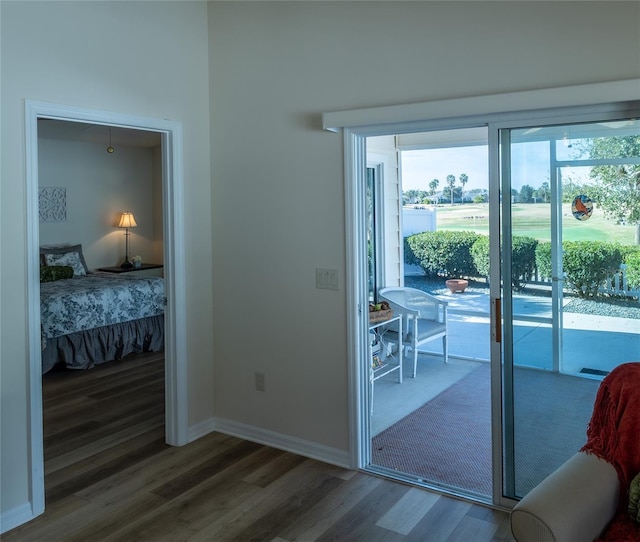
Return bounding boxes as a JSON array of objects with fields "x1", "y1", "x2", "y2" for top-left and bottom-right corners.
[{"x1": 371, "y1": 364, "x2": 601, "y2": 497}]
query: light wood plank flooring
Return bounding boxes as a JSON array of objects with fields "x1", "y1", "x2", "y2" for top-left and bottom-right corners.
[{"x1": 4, "y1": 352, "x2": 515, "y2": 541}]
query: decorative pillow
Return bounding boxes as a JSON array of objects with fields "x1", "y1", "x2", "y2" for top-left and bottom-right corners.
[
  {"x1": 40, "y1": 265, "x2": 74, "y2": 282},
  {"x1": 40, "y1": 244, "x2": 89, "y2": 276},
  {"x1": 630, "y1": 472, "x2": 640, "y2": 523}
]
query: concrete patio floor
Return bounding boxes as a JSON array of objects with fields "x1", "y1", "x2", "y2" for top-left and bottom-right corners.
[
  {"x1": 434, "y1": 289, "x2": 638, "y2": 374},
  {"x1": 370, "y1": 289, "x2": 639, "y2": 435}
]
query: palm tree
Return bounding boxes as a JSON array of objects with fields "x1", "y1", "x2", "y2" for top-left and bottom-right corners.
[
  {"x1": 446, "y1": 174, "x2": 456, "y2": 205},
  {"x1": 428, "y1": 178, "x2": 439, "y2": 202},
  {"x1": 459, "y1": 173, "x2": 468, "y2": 202}
]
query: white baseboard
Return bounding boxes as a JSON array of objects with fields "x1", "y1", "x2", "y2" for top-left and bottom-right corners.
[
  {"x1": 0, "y1": 502, "x2": 36, "y2": 535},
  {"x1": 189, "y1": 417, "x2": 350, "y2": 469},
  {"x1": 188, "y1": 417, "x2": 218, "y2": 442}
]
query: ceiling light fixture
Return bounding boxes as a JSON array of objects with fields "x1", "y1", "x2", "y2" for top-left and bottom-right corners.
[{"x1": 107, "y1": 127, "x2": 115, "y2": 154}]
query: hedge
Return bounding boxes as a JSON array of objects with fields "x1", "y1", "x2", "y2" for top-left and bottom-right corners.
[
  {"x1": 535, "y1": 242, "x2": 552, "y2": 281},
  {"x1": 470, "y1": 236, "x2": 490, "y2": 278},
  {"x1": 510, "y1": 236, "x2": 539, "y2": 290},
  {"x1": 405, "y1": 230, "x2": 480, "y2": 278},
  {"x1": 470, "y1": 235, "x2": 538, "y2": 291},
  {"x1": 406, "y1": 232, "x2": 630, "y2": 297},
  {"x1": 536, "y1": 241, "x2": 624, "y2": 297},
  {"x1": 623, "y1": 247, "x2": 640, "y2": 289}
]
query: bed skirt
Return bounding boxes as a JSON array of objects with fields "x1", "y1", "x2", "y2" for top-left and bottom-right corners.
[{"x1": 42, "y1": 314, "x2": 164, "y2": 374}]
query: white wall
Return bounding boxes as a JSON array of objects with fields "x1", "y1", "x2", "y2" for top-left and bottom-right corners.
[
  {"x1": 1, "y1": 0, "x2": 213, "y2": 523},
  {"x1": 208, "y1": 0, "x2": 639, "y2": 449},
  {"x1": 38, "y1": 136, "x2": 161, "y2": 269}
]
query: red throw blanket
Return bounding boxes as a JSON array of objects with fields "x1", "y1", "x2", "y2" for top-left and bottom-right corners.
[{"x1": 580, "y1": 362, "x2": 640, "y2": 542}]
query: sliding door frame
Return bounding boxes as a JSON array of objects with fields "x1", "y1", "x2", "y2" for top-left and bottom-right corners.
[{"x1": 334, "y1": 81, "x2": 640, "y2": 509}]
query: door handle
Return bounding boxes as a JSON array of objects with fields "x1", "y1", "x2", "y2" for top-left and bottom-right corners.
[{"x1": 492, "y1": 297, "x2": 501, "y2": 343}]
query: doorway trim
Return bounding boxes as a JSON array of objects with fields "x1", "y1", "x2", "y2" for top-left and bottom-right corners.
[{"x1": 25, "y1": 100, "x2": 188, "y2": 518}]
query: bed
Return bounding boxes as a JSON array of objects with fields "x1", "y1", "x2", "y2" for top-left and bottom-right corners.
[{"x1": 39, "y1": 244, "x2": 166, "y2": 374}]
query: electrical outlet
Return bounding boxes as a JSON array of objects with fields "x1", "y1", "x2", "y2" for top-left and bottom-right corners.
[{"x1": 255, "y1": 372, "x2": 266, "y2": 392}]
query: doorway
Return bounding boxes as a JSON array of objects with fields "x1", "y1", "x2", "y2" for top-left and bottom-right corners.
[
  {"x1": 365, "y1": 128, "x2": 493, "y2": 500},
  {"x1": 25, "y1": 101, "x2": 188, "y2": 518},
  {"x1": 343, "y1": 99, "x2": 640, "y2": 508}
]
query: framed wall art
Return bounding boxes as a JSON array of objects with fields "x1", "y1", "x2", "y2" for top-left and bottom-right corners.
[{"x1": 39, "y1": 187, "x2": 67, "y2": 222}]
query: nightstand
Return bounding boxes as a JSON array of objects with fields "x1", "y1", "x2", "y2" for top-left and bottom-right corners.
[{"x1": 97, "y1": 263, "x2": 164, "y2": 276}]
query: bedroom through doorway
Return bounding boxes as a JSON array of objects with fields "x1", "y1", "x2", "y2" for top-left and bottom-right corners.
[
  {"x1": 25, "y1": 100, "x2": 188, "y2": 519},
  {"x1": 37, "y1": 119, "x2": 168, "y2": 500}
]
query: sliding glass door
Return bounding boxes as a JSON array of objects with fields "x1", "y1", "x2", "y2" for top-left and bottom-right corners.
[
  {"x1": 500, "y1": 118, "x2": 640, "y2": 499},
  {"x1": 353, "y1": 104, "x2": 639, "y2": 509}
]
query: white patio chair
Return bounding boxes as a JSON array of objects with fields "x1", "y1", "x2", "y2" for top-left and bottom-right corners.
[{"x1": 378, "y1": 287, "x2": 448, "y2": 377}]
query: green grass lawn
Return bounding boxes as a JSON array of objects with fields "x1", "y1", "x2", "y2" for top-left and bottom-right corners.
[{"x1": 435, "y1": 203, "x2": 635, "y2": 245}]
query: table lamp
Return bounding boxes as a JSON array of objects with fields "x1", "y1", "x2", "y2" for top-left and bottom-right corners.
[{"x1": 118, "y1": 211, "x2": 137, "y2": 269}]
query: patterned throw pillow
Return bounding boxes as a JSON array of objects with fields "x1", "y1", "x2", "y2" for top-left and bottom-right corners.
[
  {"x1": 45, "y1": 251, "x2": 86, "y2": 276},
  {"x1": 40, "y1": 244, "x2": 90, "y2": 276},
  {"x1": 40, "y1": 265, "x2": 74, "y2": 282}
]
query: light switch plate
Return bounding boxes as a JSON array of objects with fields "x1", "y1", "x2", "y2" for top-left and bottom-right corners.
[{"x1": 316, "y1": 268, "x2": 338, "y2": 290}]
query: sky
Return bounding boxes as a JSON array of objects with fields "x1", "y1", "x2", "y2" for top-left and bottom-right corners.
[
  {"x1": 400, "y1": 146, "x2": 488, "y2": 192},
  {"x1": 400, "y1": 143, "x2": 591, "y2": 193}
]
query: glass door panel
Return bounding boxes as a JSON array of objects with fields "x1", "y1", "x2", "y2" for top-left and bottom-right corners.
[
  {"x1": 502, "y1": 119, "x2": 640, "y2": 499},
  {"x1": 366, "y1": 128, "x2": 493, "y2": 501}
]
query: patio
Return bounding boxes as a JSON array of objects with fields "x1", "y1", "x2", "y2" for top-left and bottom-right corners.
[
  {"x1": 372, "y1": 285, "x2": 640, "y2": 427},
  {"x1": 368, "y1": 287, "x2": 639, "y2": 497}
]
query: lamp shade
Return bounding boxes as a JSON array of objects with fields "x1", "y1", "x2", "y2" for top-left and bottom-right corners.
[{"x1": 118, "y1": 212, "x2": 137, "y2": 229}]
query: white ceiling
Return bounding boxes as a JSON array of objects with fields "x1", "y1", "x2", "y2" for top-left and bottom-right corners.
[{"x1": 38, "y1": 118, "x2": 162, "y2": 148}]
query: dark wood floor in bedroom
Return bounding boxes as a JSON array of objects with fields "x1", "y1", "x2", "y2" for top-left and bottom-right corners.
[{"x1": 4, "y1": 353, "x2": 514, "y2": 541}]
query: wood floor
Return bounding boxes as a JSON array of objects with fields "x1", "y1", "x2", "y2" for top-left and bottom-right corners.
[{"x1": 4, "y1": 353, "x2": 515, "y2": 542}]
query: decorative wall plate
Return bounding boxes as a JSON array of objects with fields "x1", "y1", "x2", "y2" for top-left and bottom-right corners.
[
  {"x1": 39, "y1": 187, "x2": 67, "y2": 222},
  {"x1": 571, "y1": 194, "x2": 593, "y2": 221}
]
